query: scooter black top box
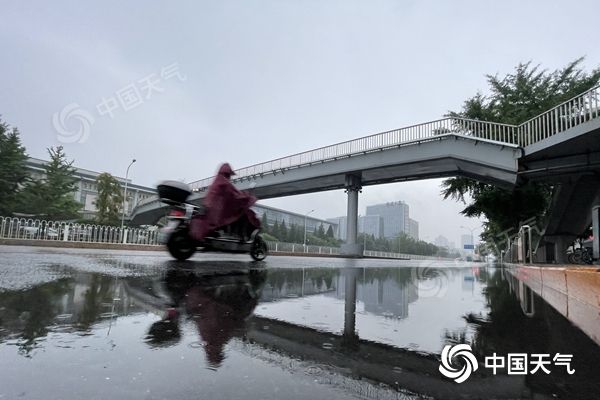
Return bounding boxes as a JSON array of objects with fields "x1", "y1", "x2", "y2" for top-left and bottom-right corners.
[{"x1": 157, "y1": 180, "x2": 192, "y2": 203}]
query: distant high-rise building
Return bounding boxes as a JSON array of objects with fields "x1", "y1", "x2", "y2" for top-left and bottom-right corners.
[
  {"x1": 434, "y1": 235, "x2": 450, "y2": 248},
  {"x1": 366, "y1": 201, "x2": 409, "y2": 238},
  {"x1": 359, "y1": 215, "x2": 384, "y2": 239},
  {"x1": 325, "y1": 273, "x2": 418, "y2": 320},
  {"x1": 408, "y1": 218, "x2": 419, "y2": 240}
]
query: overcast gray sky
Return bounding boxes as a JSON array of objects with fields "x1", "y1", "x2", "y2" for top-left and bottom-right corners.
[{"x1": 1, "y1": 0, "x2": 599, "y2": 246}]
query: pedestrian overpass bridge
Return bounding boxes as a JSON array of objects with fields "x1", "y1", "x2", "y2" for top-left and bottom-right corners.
[{"x1": 132, "y1": 85, "x2": 600, "y2": 259}]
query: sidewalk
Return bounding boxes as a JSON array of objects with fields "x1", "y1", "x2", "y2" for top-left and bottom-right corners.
[
  {"x1": 506, "y1": 264, "x2": 600, "y2": 346},
  {"x1": 0, "y1": 238, "x2": 162, "y2": 252}
]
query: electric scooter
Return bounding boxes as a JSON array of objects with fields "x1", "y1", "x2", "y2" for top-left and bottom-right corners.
[{"x1": 157, "y1": 181, "x2": 268, "y2": 261}]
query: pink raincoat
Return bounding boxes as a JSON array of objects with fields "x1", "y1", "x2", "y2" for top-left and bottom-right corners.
[{"x1": 190, "y1": 163, "x2": 260, "y2": 240}]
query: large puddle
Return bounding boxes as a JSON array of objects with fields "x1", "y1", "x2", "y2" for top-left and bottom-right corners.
[{"x1": 0, "y1": 258, "x2": 599, "y2": 399}]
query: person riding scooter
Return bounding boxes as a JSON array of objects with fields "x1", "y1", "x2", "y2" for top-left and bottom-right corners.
[{"x1": 190, "y1": 163, "x2": 260, "y2": 241}]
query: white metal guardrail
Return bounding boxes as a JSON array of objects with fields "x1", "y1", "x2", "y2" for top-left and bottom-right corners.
[
  {"x1": 363, "y1": 250, "x2": 446, "y2": 260},
  {"x1": 267, "y1": 241, "x2": 449, "y2": 260},
  {"x1": 266, "y1": 241, "x2": 341, "y2": 255},
  {"x1": 519, "y1": 85, "x2": 600, "y2": 146},
  {"x1": 0, "y1": 217, "x2": 449, "y2": 259},
  {"x1": 0, "y1": 217, "x2": 160, "y2": 245}
]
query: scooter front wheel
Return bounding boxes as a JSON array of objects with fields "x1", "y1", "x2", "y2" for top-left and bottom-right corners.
[
  {"x1": 250, "y1": 236, "x2": 268, "y2": 261},
  {"x1": 167, "y1": 231, "x2": 196, "y2": 261}
]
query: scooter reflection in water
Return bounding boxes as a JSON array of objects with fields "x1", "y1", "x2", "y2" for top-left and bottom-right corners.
[{"x1": 145, "y1": 265, "x2": 267, "y2": 368}]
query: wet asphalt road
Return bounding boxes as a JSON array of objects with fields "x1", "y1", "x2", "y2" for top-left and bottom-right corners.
[
  {"x1": 1, "y1": 245, "x2": 599, "y2": 400},
  {"x1": 0, "y1": 245, "x2": 452, "y2": 291}
]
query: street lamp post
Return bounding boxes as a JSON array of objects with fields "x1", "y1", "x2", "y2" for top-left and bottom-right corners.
[
  {"x1": 303, "y1": 209, "x2": 315, "y2": 251},
  {"x1": 121, "y1": 159, "x2": 136, "y2": 230}
]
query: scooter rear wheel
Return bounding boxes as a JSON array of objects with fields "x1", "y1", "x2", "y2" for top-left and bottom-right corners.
[
  {"x1": 250, "y1": 236, "x2": 268, "y2": 261},
  {"x1": 167, "y1": 231, "x2": 196, "y2": 261}
]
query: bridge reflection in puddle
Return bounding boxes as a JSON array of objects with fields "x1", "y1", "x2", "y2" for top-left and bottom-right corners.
[
  {"x1": 255, "y1": 266, "x2": 484, "y2": 353},
  {"x1": 1, "y1": 262, "x2": 600, "y2": 400}
]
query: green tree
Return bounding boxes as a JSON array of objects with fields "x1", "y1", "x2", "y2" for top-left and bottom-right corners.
[
  {"x1": 94, "y1": 173, "x2": 123, "y2": 226},
  {"x1": 442, "y1": 59, "x2": 600, "y2": 253},
  {"x1": 297, "y1": 225, "x2": 305, "y2": 243},
  {"x1": 0, "y1": 118, "x2": 28, "y2": 216},
  {"x1": 436, "y1": 246, "x2": 449, "y2": 258},
  {"x1": 260, "y1": 212, "x2": 269, "y2": 233},
  {"x1": 289, "y1": 223, "x2": 302, "y2": 243},
  {"x1": 316, "y1": 223, "x2": 325, "y2": 238},
  {"x1": 272, "y1": 220, "x2": 280, "y2": 240},
  {"x1": 18, "y1": 146, "x2": 81, "y2": 220},
  {"x1": 389, "y1": 232, "x2": 439, "y2": 256},
  {"x1": 374, "y1": 236, "x2": 390, "y2": 252},
  {"x1": 279, "y1": 220, "x2": 288, "y2": 242},
  {"x1": 326, "y1": 225, "x2": 334, "y2": 238}
]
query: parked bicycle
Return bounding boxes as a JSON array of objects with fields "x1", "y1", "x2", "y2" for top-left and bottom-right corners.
[{"x1": 566, "y1": 238, "x2": 593, "y2": 265}]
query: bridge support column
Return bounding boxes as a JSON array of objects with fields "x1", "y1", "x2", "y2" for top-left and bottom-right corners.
[
  {"x1": 341, "y1": 174, "x2": 363, "y2": 257},
  {"x1": 593, "y1": 205, "x2": 599, "y2": 263},
  {"x1": 343, "y1": 267, "x2": 360, "y2": 347},
  {"x1": 553, "y1": 236, "x2": 569, "y2": 264}
]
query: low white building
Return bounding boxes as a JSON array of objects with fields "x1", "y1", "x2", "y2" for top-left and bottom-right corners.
[
  {"x1": 25, "y1": 158, "x2": 156, "y2": 220},
  {"x1": 253, "y1": 204, "x2": 337, "y2": 234}
]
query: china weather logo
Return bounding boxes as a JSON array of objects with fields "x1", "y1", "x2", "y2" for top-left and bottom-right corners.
[{"x1": 439, "y1": 344, "x2": 479, "y2": 383}]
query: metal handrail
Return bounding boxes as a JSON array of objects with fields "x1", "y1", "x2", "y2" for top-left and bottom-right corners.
[
  {"x1": 189, "y1": 117, "x2": 520, "y2": 190},
  {"x1": 517, "y1": 85, "x2": 599, "y2": 146},
  {"x1": 519, "y1": 84, "x2": 600, "y2": 126}
]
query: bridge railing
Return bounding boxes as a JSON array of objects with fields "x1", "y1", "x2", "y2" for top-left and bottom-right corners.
[
  {"x1": 0, "y1": 217, "x2": 160, "y2": 245},
  {"x1": 266, "y1": 241, "x2": 341, "y2": 255},
  {"x1": 363, "y1": 250, "x2": 445, "y2": 260},
  {"x1": 518, "y1": 84, "x2": 600, "y2": 146},
  {"x1": 266, "y1": 241, "x2": 450, "y2": 259},
  {"x1": 189, "y1": 117, "x2": 518, "y2": 191}
]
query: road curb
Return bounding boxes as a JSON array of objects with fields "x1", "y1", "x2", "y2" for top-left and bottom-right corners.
[{"x1": 0, "y1": 238, "x2": 163, "y2": 252}]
